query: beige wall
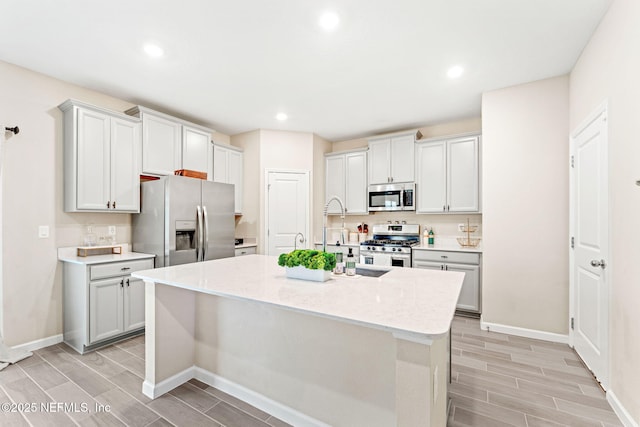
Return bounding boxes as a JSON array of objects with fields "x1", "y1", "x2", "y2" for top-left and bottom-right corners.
[
  {"x1": 570, "y1": 0, "x2": 640, "y2": 421},
  {"x1": 0, "y1": 60, "x2": 233, "y2": 347},
  {"x1": 232, "y1": 130, "x2": 329, "y2": 254},
  {"x1": 481, "y1": 76, "x2": 570, "y2": 334},
  {"x1": 0, "y1": 61, "x2": 136, "y2": 346}
]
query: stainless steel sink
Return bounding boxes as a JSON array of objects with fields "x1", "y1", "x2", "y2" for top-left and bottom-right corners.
[{"x1": 355, "y1": 267, "x2": 390, "y2": 278}]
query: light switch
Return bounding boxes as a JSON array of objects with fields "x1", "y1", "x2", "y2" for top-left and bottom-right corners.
[
  {"x1": 108, "y1": 226, "x2": 116, "y2": 236},
  {"x1": 38, "y1": 225, "x2": 50, "y2": 238}
]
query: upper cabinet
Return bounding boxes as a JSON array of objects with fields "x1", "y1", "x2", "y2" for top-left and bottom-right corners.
[
  {"x1": 368, "y1": 131, "x2": 419, "y2": 185},
  {"x1": 416, "y1": 134, "x2": 481, "y2": 213},
  {"x1": 213, "y1": 143, "x2": 244, "y2": 214},
  {"x1": 126, "y1": 106, "x2": 212, "y2": 178},
  {"x1": 59, "y1": 100, "x2": 141, "y2": 213},
  {"x1": 325, "y1": 149, "x2": 368, "y2": 215}
]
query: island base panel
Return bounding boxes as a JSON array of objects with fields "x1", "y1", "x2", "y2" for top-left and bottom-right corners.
[{"x1": 144, "y1": 281, "x2": 450, "y2": 427}]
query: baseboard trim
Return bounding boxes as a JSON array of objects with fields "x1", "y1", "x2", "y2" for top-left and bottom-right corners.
[
  {"x1": 480, "y1": 321, "x2": 569, "y2": 344},
  {"x1": 194, "y1": 368, "x2": 330, "y2": 427},
  {"x1": 607, "y1": 390, "x2": 639, "y2": 427},
  {"x1": 141, "y1": 366, "x2": 329, "y2": 426},
  {"x1": 13, "y1": 334, "x2": 63, "y2": 353},
  {"x1": 142, "y1": 366, "x2": 196, "y2": 399}
]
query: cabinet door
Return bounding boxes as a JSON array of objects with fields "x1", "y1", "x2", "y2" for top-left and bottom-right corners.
[
  {"x1": 448, "y1": 136, "x2": 479, "y2": 212},
  {"x1": 89, "y1": 277, "x2": 124, "y2": 343},
  {"x1": 182, "y1": 126, "x2": 211, "y2": 174},
  {"x1": 345, "y1": 152, "x2": 367, "y2": 214},
  {"x1": 123, "y1": 277, "x2": 145, "y2": 332},
  {"x1": 142, "y1": 113, "x2": 182, "y2": 175},
  {"x1": 445, "y1": 263, "x2": 480, "y2": 312},
  {"x1": 228, "y1": 149, "x2": 243, "y2": 214},
  {"x1": 110, "y1": 117, "x2": 141, "y2": 212},
  {"x1": 368, "y1": 139, "x2": 391, "y2": 184},
  {"x1": 77, "y1": 108, "x2": 110, "y2": 210},
  {"x1": 416, "y1": 141, "x2": 447, "y2": 213},
  {"x1": 325, "y1": 155, "x2": 345, "y2": 214},
  {"x1": 213, "y1": 145, "x2": 229, "y2": 183},
  {"x1": 390, "y1": 134, "x2": 415, "y2": 183}
]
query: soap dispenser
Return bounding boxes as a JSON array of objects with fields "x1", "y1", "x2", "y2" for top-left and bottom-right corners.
[{"x1": 345, "y1": 247, "x2": 356, "y2": 276}]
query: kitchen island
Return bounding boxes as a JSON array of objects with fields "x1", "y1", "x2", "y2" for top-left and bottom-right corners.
[{"x1": 133, "y1": 254, "x2": 463, "y2": 427}]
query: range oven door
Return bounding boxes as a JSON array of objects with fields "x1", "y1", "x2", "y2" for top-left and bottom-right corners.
[{"x1": 360, "y1": 252, "x2": 391, "y2": 266}]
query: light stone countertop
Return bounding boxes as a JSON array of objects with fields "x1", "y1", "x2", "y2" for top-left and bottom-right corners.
[
  {"x1": 132, "y1": 254, "x2": 463, "y2": 339},
  {"x1": 235, "y1": 243, "x2": 257, "y2": 249},
  {"x1": 58, "y1": 246, "x2": 155, "y2": 265}
]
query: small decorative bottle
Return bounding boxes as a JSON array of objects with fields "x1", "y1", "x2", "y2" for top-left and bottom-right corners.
[
  {"x1": 334, "y1": 251, "x2": 344, "y2": 274},
  {"x1": 428, "y1": 228, "x2": 435, "y2": 246},
  {"x1": 345, "y1": 248, "x2": 356, "y2": 276}
]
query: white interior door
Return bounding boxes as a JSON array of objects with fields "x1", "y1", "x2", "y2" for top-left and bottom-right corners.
[
  {"x1": 266, "y1": 170, "x2": 309, "y2": 256},
  {"x1": 570, "y1": 105, "x2": 609, "y2": 389}
]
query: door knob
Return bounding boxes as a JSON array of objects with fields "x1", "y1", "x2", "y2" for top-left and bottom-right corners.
[{"x1": 590, "y1": 259, "x2": 606, "y2": 269}]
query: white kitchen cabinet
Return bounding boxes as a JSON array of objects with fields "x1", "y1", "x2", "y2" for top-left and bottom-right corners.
[
  {"x1": 62, "y1": 256, "x2": 154, "y2": 354},
  {"x1": 413, "y1": 249, "x2": 481, "y2": 313},
  {"x1": 213, "y1": 143, "x2": 244, "y2": 214},
  {"x1": 325, "y1": 149, "x2": 367, "y2": 215},
  {"x1": 416, "y1": 134, "x2": 480, "y2": 213},
  {"x1": 126, "y1": 106, "x2": 212, "y2": 178},
  {"x1": 368, "y1": 132, "x2": 417, "y2": 184},
  {"x1": 59, "y1": 100, "x2": 141, "y2": 213}
]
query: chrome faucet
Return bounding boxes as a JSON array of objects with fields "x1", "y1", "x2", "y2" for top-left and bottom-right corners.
[
  {"x1": 322, "y1": 196, "x2": 345, "y2": 253},
  {"x1": 294, "y1": 232, "x2": 305, "y2": 250}
]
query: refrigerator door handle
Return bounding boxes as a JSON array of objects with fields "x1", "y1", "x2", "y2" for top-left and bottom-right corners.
[
  {"x1": 202, "y1": 206, "x2": 209, "y2": 261},
  {"x1": 196, "y1": 205, "x2": 203, "y2": 262}
]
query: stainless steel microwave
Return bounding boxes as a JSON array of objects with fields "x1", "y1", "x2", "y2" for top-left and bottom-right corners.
[{"x1": 368, "y1": 183, "x2": 415, "y2": 212}]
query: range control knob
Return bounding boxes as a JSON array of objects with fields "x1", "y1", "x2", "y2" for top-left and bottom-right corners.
[{"x1": 381, "y1": 247, "x2": 386, "y2": 251}]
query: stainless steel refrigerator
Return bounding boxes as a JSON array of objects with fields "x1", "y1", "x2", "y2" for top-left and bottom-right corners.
[{"x1": 132, "y1": 175, "x2": 235, "y2": 267}]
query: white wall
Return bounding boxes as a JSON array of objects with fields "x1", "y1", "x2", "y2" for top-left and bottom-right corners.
[
  {"x1": 481, "y1": 76, "x2": 570, "y2": 335},
  {"x1": 570, "y1": 0, "x2": 640, "y2": 421}
]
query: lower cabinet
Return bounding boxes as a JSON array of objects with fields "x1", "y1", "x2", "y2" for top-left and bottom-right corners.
[
  {"x1": 235, "y1": 246, "x2": 257, "y2": 256},
  {"x1": 89, "y1": 275, "x2": 146, "y2": 343},
  {"x1": 63, "y1": 257, "x2": 154, "y2": 354},
  {"x1": 413, "y1": 250, "x2": 481, "y2": 314}
]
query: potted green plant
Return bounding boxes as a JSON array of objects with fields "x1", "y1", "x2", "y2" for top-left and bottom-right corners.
[{"x1": 278, "y1": 250, "x2": 337, "y2": 282}]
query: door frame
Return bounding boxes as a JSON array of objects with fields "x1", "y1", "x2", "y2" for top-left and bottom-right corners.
[
  {"x1": 264, "y1": 169, "x2": 311, "y2": 256},
  {"x1": 569, "y1": 101, "x2": 610, "y2": 389}
]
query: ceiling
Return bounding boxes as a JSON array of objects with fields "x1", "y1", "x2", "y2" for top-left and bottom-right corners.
[{"x1": 0, "y1": 0, "x2": 611, "y2": 141}]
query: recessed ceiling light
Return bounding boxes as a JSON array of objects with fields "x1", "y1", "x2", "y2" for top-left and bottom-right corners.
[
  {"x1": 276, "y1": 112, "x2": 288, "y2": 121},
  {"x1": 143, "y1": 43, "x2": 164, "y2": 58},
  {"x1": 447, "y1": 65, "x2": 464, "y2": 79},
  {"x1": 318, "y1": 11, "x2": 340, "y2": 31}
]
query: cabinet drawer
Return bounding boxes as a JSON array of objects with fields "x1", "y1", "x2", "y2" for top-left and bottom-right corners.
[
  {"x1": 90, "y1": 259, "x2": 154, "y2": 280},
  {"x1": 235, "y1": 246, "x2": 257, "y2": 256},
  {"x1": 412, "y1": 250, "x2": 480, "y2": 265}
]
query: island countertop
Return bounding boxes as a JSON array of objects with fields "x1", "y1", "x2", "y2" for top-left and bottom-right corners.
[{"x1": 133, "y1": 254, "x2": 463, "y2": 340}]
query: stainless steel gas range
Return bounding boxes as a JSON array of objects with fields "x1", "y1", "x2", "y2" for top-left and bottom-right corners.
[{"x1": 360, "y1": 224, "x2": 420, "y2": 267}]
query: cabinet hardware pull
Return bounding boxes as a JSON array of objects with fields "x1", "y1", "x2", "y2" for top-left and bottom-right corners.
[
  {"x1": 126, "y1": 278, "x2": 130, "y2": 287},
  {"x1": 120, "y1": 279, "x2": 124, "y2": 288},
  {"x1": 445, "y1": 265, "x2": 449, "y2": 271},
  {"x1": 447, "y1": 205, "x2": 450, "y2": 212},
  {"x1": 113, "y1": 201, "x2": 116, "y2": 209},
  {"x1": 443, "y1": 205, "x2": 446, "y2": 211},
  {"x1": 107, "y1": 201, "x2": 111, "y2": 208},
  {"x1": 440, "y1": 265, "x2": 444, "y2": 270},
  {"x1": 441, "y1": 255, "x2": 448, "y2": 259},
  {"x1": 121, "y1": 267, "x2": 131, "y2": 271}
]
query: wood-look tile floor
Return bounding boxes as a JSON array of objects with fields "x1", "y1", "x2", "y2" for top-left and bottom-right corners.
[
  {"x1": 449, "y1": 316, "x2": 622, "y2": 427},
  {"x1": 0, "y1": 335, "x2": 292, "y2": 427},
  {"x1": 0, "y1": 317, "x2": 624, "y2": 427}
]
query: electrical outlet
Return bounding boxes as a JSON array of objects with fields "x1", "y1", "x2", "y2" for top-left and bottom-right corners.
[
  {"x1": 38, "y1": 225, "x2": 50, "y2": 238},
  {"x1": 108, "y1": 226, "x2": 116, "y2": 236}
]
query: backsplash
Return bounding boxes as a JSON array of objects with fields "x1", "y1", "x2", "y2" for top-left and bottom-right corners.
[{"x1": 323, "y1": 212, "x2": 482, "y2": 242}]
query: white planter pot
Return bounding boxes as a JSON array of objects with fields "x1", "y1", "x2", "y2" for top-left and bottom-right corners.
[{"x1": 285, "y1": 266, "x2": 331, "y2": 282}]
